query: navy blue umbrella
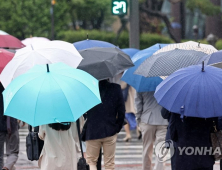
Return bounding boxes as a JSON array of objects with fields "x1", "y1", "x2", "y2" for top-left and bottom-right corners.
[
  {"x1": 73, "y1": 39, "x2": 116, "y2": 50},
  {"x1": 122, "y1": 48, "x2": 140, "y2": 58},
  {"x1": 198, "y1": 50, "x2": 222, "y2": 67},
  {"x1": 154, "y1": 64, "x2": 222, "y2": 118}
]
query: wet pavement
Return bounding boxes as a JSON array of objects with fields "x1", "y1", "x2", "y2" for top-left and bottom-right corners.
[{"x1": 2, "y1": 127, "x2": 221, "y2": 170}]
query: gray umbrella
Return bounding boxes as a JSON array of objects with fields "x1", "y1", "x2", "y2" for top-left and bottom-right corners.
[
  {"x1": 77, "y1": 47, "x2": 134, "y2": 80},
  {"x1": 135, "y1": 49, "x2": 207, "y2": 77}
]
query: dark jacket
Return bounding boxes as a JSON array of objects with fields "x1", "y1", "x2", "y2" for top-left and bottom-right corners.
[
  {"x1": 0, "y1": 85, "x2": 6, "y2": 132},
  {"x1": 85, "y1": 80, "x2": 125, "y2": 141},
  {"x1": 0, "y1": 83, "x2": 18, "y2": 133},
  {"x1": 171, "y1": 113, "x2": 215, "y2": 170}
]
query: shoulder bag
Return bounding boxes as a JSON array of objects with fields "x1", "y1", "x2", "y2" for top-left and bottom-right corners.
[{"x1": 26, "y1": 125, "x2": 44, "y2": 161}]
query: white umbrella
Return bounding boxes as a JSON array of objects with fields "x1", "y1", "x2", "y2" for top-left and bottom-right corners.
[
  {"x1": 22, "y1": 37, "x2": 50, "y2": 46},
  {"x1": 0, "y1": 30, "x2": 9, "y2": 35},
  {"x1": 0, "y1": 40, "x2": 83, "y2": 87}
]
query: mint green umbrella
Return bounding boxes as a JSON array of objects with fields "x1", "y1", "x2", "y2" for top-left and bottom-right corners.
[{"x1": 3, "y1": 62, "x2": 101, "y2": 127}]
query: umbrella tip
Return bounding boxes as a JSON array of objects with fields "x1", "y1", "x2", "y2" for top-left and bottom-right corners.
[
  {"x1": 159, "y1": 44, "x2": 161, "y2": 49},
  {"x1": 202, "y1": 61, "x2": 205, "y2": 72},
  {"x1": 87, "y1": 33, "x2": 89, "y2": 40},
  {"x1": 46, "y1": 64, "x2": 50, "y2": 72}
]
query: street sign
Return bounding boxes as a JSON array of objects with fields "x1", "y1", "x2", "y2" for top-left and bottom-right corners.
[{"x1": 112, "y1": 0, "x2": 128, "y2": 15}]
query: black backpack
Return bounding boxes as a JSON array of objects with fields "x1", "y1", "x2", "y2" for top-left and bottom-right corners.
[{"x1": 26, "y1": 125, "x2": 44, "y2": 161}]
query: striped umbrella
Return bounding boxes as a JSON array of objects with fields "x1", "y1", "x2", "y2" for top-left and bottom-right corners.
[{"x1": 135, "y1": 49, "x2": 207, "y2": 77}]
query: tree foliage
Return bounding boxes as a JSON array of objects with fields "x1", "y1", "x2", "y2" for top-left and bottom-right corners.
[
  {"x1": 186, "y1": 0, "x2": 221, "y2": 16},
  {"x1": 0, "y1": 0, "x2": 111, "y2": 39}
]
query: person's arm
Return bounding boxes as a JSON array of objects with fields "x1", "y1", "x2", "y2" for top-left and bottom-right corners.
[
  {"x1": 161, "y1": 107, "x2": 171, "y2": 120},
  {"x1": 38, "y1": 125, "x2": 46, "y2": 140},
  {"x1": 116, "y1": 85, "x2": 126, "y2": 133},
  {"x1": 135, "y1": 92, "x2": 143, "y2": 124}
]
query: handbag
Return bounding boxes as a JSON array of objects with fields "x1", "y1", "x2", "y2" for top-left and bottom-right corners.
[
  {"x1": 76, "y1": 119, "x2": 90, "y2": 170},
  {"x1": 26, "y1": 125, "x2": 44, "y2": 161},
  {"x1": 211, "y1": 121, "x2": 222, "y2": 161}
]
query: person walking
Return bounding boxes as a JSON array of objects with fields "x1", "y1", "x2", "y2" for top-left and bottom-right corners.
[
  {"x1": 135, "y1": 91, "x2": 168, "y2": 170},
  {"x1": 218, "y1": 117, "x2": 222, "y2": 170},
  {"x1": 120, "y1": 81, "x2": 140, "y2": 141},
  {"x1": 161, "y1": 108, "x2": 176, "y2": 170},
  {"x1": 38, "y1": 122, "x2": 80, "y2": 170},
  {"x1": 0, "y1": 83, "x2": 20, "y2": 170},
  {"x1": 84, "y1": 79, "x2": 125, "y2": 170},
  {"x1": 170, "y1": 113, "x2": 215, "y2": 170}
]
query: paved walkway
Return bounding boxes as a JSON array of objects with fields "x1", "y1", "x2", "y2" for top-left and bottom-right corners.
[{"x1": 2, "y1": 127, "x2": 221, "y2": 170}]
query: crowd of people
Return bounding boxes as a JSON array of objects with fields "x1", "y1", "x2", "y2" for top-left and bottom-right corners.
[{"x1": 0, "y1": 74, "x2": 221, "y2": 170}]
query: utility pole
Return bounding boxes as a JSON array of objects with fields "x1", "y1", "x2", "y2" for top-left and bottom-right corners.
[
  {"x1": 129, "y1": 0, "x2": 140, "y2": 49},
  {"x1": 51, "y1": 0, "x2": 56, "y2": 40}
]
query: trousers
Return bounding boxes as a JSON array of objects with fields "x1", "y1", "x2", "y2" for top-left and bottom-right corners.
[
  {"x1": 86, "y1": 134, "x2": 117, "y2": 170},
  {"x1": 0, "y1": 130, "x2": 19, "y2": 170},
  {"x1": 139, "y1": 122, "x2": 167, "y2": 170}
]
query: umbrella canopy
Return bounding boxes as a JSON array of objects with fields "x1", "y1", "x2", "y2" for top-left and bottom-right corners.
[
  {"x1": 22, "y1": 37, "x2": 50, "y2": 46},
  {"x1": 0, "y1": 40, "x2": 83, "y2": 88},
  {"x1": 154, "y1": 41, "x2": 217, "y2": 55},
  {"x1": 197, "y1": 50, "x2": 222, "y2": 66},
  {"x1": 154, "y1": 64, "x2": 222, "y2": 118},
  {"x1": 122, "y1": 48, "x2": 140, "y2": 58},
  {"x1": 0, "y1": 49, "x2": 14, "y2": 73},
  {"x1": 73, "y1": 39, "x2": 116, "y2": 50},
  {"x1": 0, "y1": 30, "x2": 8, "y2": 35},
  {"x1": 3, "y1": 62, "x2": 101, "y2": 127},
  {"x1": 135, "y1": 49, "x2": 207, "y2": 77},
  {"x1": 0, "y1": 32, "x2": 25, "y2": 48},
  {"x1": 121, "y1": 44, "x2": 168, "y2": 92},
  {"x1": 78, "y1": 47, "x2": 134, "y2": 80}
]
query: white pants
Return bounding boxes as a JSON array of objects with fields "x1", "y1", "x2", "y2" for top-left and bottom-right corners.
[{"x1": 139, "y1": 123, "x2": 167, "y2": 170}]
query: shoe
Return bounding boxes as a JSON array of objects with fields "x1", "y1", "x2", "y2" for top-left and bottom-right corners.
[
  {"x1": 123, "y1": 136, "x2": 131, "y2": 142},
  {"x1": 137, "y1": 131, "x2": 142, "y2": 140},
  {"x1": 2, "y1": 167, "x2": 9, "y2": 170}
]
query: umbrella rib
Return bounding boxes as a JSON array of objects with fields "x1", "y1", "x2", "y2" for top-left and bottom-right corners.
[
  {"x1": 36, "y1": 47, "x2": 82, "y2": 59},
  {"x1": 33, "y1": 75, "x2": 48, "y2": 126},
  {"x1": 50, "y1": 74, "x2": 75, "y2": 121},
  {"x1": 54, "y1": 72, "x2": 100, "y2": 97}
]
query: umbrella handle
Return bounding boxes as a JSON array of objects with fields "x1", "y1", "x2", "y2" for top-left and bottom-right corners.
[
  {"x1": 180, "y1": 105, "x2": 185, "y2": 120},
  {"x1": 54, "y1": 118, "x2": 70, "y2": 125}
]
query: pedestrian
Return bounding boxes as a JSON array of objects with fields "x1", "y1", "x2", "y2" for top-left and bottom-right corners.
[
  {"x1": 120, "y1": 81, "x2": 141, "y2": 141},
  {"x1": 84, "y1": 79, "x2": 125, "y2": 170},
  {"x1": 161, "y1": 108, "x2": 176, "y2": 170},
  {"x1": 38, "y1": 122, "x2": 80, "y2": 170},
  {"x1": 135, "y1": 91, "x2": 168, "y2": 170},
  {"x1": 170, "y1": 113, "x2": 216, "y2": 170},
  {"x1": 0, "y1": 82, "x2": 20, "y2": 170},
  {"x1": 218, "y1": 117, "x2": 222, "y2": 170}
]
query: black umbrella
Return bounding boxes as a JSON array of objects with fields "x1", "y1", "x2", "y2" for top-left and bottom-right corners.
[{"x1": 78, "y1": 47, "x2": 134, "y2": 80}]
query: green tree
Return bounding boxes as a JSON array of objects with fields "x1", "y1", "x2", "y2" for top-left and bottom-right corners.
[
  {"x1": 186, "y1": 0, "x2": 221, "y2": 16},
  {"x1": 0, "y1": 0, "x2": 112, "y2": 39}
]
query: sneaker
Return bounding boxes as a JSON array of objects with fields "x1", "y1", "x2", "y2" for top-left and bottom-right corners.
[{"x1": 2, "y1": 167, "x2": 9, "y2": 170}]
